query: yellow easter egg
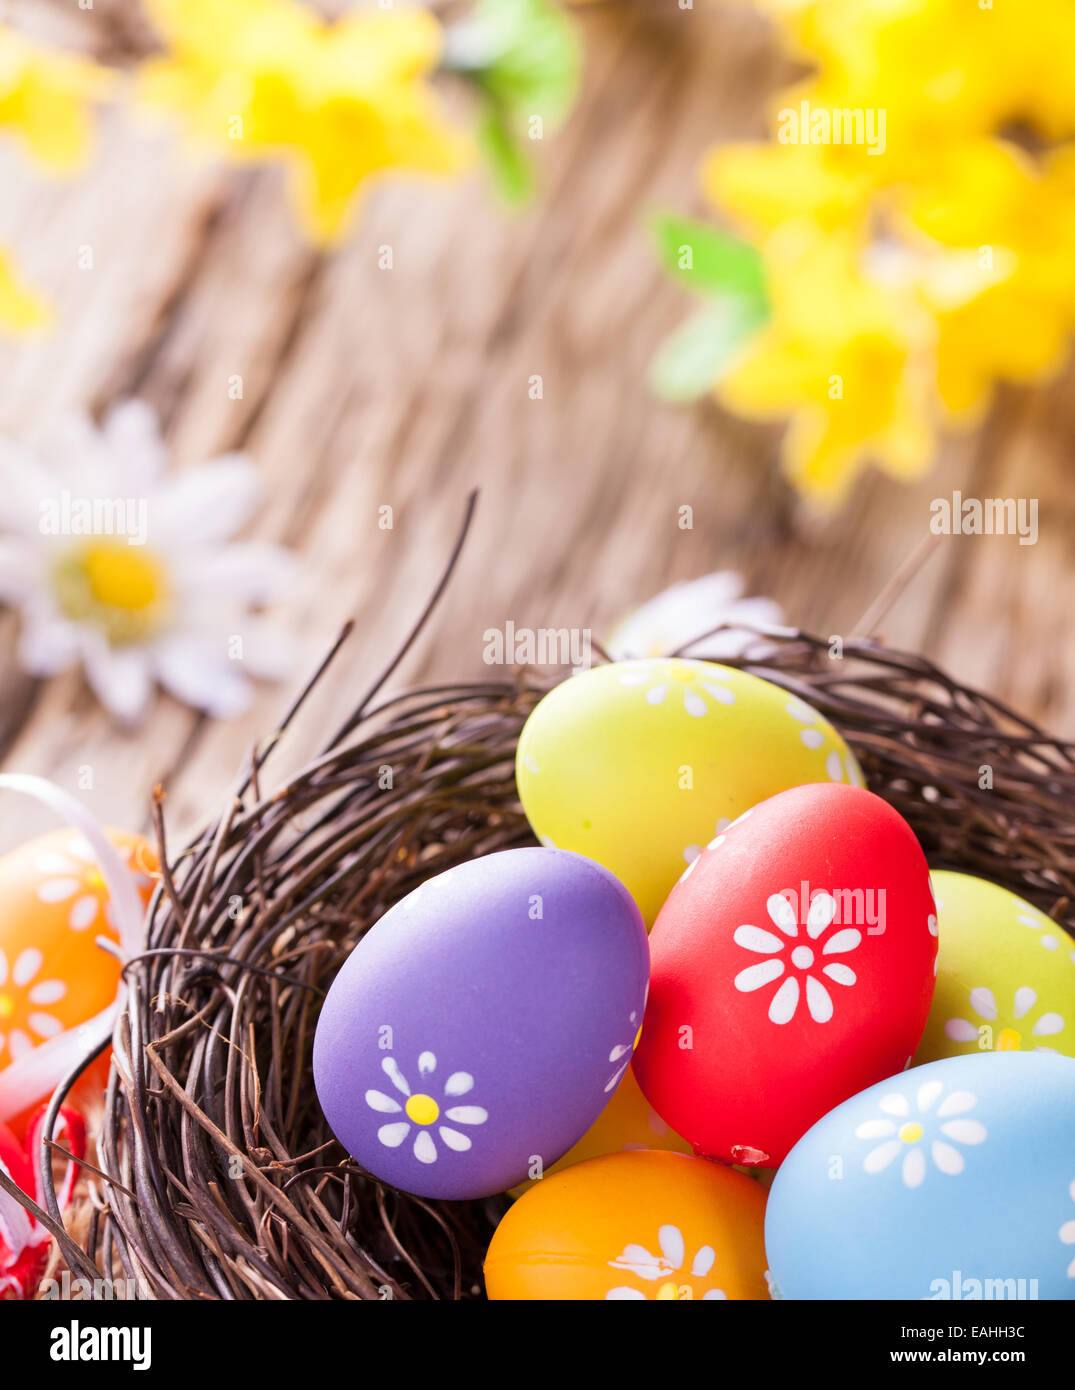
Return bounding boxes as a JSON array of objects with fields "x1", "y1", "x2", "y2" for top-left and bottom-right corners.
[
  {"x1": 0, "y1": 828, "x2": 157, "y2": 1070},
  {"x1": 486, "y1": 1149, "x2": 769, "y2": 1300},
  {"x1": 510, "y1": 1068, "x2": 691, "y2": 1197},
  {"x1": 516, "y1": 658, "x2": 862, "y2": 923},
  {"x1": 915, "y1": 871, "x2": 1075, "y2": 1064}
]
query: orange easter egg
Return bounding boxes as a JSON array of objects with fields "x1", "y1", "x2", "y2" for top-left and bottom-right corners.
[
  {"x1": 0, "y1": 829, "x2": 156, "y2": 1070},
  {"x1": 485, "y1": 1149, "x2": 769, "y2": 1300}
]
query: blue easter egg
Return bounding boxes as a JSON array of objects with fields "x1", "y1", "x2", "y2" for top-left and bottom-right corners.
[
  {"x1": 313, "y1": 847, "x2": 649, "y2": 1201},
  {"x1": 766, "y1": 1051, "x2": 1075, "y2": 1299}
]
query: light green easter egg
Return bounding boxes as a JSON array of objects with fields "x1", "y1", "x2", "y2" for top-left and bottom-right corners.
[
  {"x1": 515, "y1": 657, "x2": 862, "y2": 925},
  {"x1": 915, "y1": 870, "x2": 1075, "y2": 1063}
]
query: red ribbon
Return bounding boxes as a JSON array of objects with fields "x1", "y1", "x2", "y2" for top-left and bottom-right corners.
[{"x1": 0, "y1": 1104, "x2": 85, "y2": 1300}]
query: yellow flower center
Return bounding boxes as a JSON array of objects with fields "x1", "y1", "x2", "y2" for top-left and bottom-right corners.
[
  {"x1": 405, "y1": 1093, "x2": 439, "y2": 1125},
  {"x1": 83, "y1": 868, "x2": 104, "y2": 890},
  {"x1": 669, "y1": 665, "x2": 696, "y2": 682},
  {"x1": 898, "y1": 1122, "x2": 923, "y2": 1143},
  {"x1": 52, "y1": 541, "x2": 171, "y2": 645},
  {"x1": 0, "y1": 993, "x2": 13, "y2": 1019},
  {"x1": 656, "y1": 1281, "x2": 680, "y2": 1300},
  {"x1": 996, "y1": 1027, "x2": 1022, "y2": 1051}
]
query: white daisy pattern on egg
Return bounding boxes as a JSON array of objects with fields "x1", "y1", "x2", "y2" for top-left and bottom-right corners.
[
  {"x1": 1060, "y1": 1179, "x2": 1075, "y2": 1279},
  {"x1": 34, "y1": 834, "x2": 153, "y2": 935},
  {"x1": 606, "y1": 1224, "x2": 727, "y2": 1301},
  {"x1": 733, "y1": 890, "x2": 861, "y2": 1024},
  {"x1": 784, "y1": 697, "x2": 863, "y2": 785},
  {"x1": 854, "y1": 1080, "x2": 987, "y2": 1188},
  {"x1": 617, "y1": 660, "x2": 736, "y2": 718},
  {"x1": 605, "y1": 1010, "x2": 643, "y2": 1092},
  {"x1": 0, "y1": 946, "x2": 68, "y2": 1065},
  {"x1": 364, "y1": 1052, "x2": 487, "y2": 1165},
  {"x1": 944, "y1": 986, "x2": 1065, "y2": 1054},
  {"x1": 1016, "y1": 905, "x2": 1064, "y2": 953}
]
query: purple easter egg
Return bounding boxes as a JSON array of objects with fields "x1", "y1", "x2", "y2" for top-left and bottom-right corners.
[{"x1": 313, "y1": 847, "x2": 649, "y2": 1199}]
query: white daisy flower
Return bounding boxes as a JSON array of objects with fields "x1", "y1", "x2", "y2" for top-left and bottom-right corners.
[
  {"x1": 606, "y1": 1224, "x2": 727, "y2": 1301},
  {"x1": 617, "y1": 659, "x2": 737, "y2": 718},
  {"x1": 733, "y1": 890, "x2": 861, "y2": 1024},
  {"x1": 854, "y1": 1079, "x2": 987, "y2": 1188},
  {"x1": 606, "y1": 571, "x2": 785, "y2": 663},
  {"x1": 33, "y1": 833, "x2": 153, "y2": 935},
  {"x1": 364, "y1": 1051, "x2": 488, "y2": 1165},
  {"x1": 1015, "y1": 906, "x2": 1065, "y2": 954},
  {"x1": 605, "y1": 1009, "x2": 643, "y2": 1093},
  {"x1": 784, "y1": 696, "x2": 863, "y2": 784},
  {"x1": 1060, "y1": 1180, "x2": 1075, "y2": 1279},
  {"x1": 0, "y1": 945, "x2": 67, "y2": 1065},
  {"x1": 944, "y1": 985, "x2": 1065, "y2": 1054},
  {"x1": 0, "y1": 400, "x2": 299, "y2": 725}
]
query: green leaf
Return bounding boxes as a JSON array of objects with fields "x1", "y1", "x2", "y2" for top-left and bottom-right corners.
[
  {"x1": 476, "y1": 104, "x2": 534, "y2": 204},
  {"x1": 651, "y1": 212, "x2": 767, "y2": 303},
  {"x1": 648, "y1": 296, "x2": 767, "y2": 402},
  {"x1": 445, "y1": 0, "x2": 581, "y2": 128}
]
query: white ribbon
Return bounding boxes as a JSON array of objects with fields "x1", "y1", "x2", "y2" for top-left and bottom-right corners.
[{"x1": 0, "y1": 775, "x2": 147, "y2": 1122}]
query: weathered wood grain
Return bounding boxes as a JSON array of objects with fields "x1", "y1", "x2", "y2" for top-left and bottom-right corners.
[{"x1": 0, "y1": 2, "x2": 1071, "y2": 854}]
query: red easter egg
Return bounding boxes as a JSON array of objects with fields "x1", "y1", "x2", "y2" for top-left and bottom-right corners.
[{"x1": 633, "y1": 783, "x2": 937, "y2": 1167}]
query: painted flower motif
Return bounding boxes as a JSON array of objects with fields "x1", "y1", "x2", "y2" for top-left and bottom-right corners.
[
  {"x1": 784, "y1": 696, "x2": 862, "y2": 784},
  {"x1": 606, "y1": 1224, "x2": 727, "y2": 1301},
  {"x1": 0, "y1": 946, "x2": 67, "y2": 1065},
  {"x1": 365, "y1": 1051, "x2": 487, "y2": 1165},
  {"x1": 1015, "y1": 906, "x2": 1066, "y2": 954},
  {"x1": 733, "y1": 890, "x2": 861, "y2": 1024},
  {"x1": 617, "y1": 660, "x2": 736, "y2": 718},
  {"x1": 605, "y1": 1010, "x2": 643, "y2": 1093},
  {"x1": 944, "y1": 985, "x2": 1064, "y2": 1055},
  {"x1": 1060, "y1": 1180, "x2": 1075, "y2": 1279},
  {"x1": 855, "y1": 1079, "x2": 987, "y2": 1188},
  {"x1": 33, "y1": 833, "x2": 152, "y2": 935}
]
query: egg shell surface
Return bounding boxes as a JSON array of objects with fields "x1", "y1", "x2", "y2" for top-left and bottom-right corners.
[
  {"x1": 633, "y1": 783, "x2": 937, "y2": 1165},
  {"x1": 516, "y1": 658, "x2": 863, "y2": 924},
  {"x1": 916, "y1": 870, "x2": 1075, "y2": 1064},
  {"x1": 486, "y1": 1149, "x2": 769, "y2": 1300},
  {"x1": 766, "y1": 1051, "x2": 1075, "y2": 1299},
  {"x1": 313, "y1": 847, "x2": 649, "y2": 1200}
]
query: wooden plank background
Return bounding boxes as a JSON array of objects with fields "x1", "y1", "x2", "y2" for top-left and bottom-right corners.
[{"x1": 0, "y1": 0, "x2": 1072, "y2": 853}]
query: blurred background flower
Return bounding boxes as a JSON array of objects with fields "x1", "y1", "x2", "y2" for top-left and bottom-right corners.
[{"x1": 0, "y1": 401, "x2": 298, "y2": 724}]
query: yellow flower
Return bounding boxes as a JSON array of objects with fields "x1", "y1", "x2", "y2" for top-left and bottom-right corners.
[
  {"x1": 139, "y1": 0, "x2": 469, "y2": 243},
  {"x1": 0, "y1": 249, "x2": 50, "y2": 335},
  {"x1": 0, "y1": 24, "x2": 110, "y2": 172},
  {"x1": 717, "y1": 224, "x2": 935, "y2": 506}
]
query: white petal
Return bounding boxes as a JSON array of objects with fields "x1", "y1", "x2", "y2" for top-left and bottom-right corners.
[
  {"x1": 605, "y1": 1287, "x2": 647, "y2": 1300},
  {"x1": 27, "y1": 1012, "x2": 63, "y2": 1038},
  {"x1": 382, "y1": 1057, "x2": 410, "y2": 1095},
  {"x1": 683, "y1": 690, "x2": 707, "y2": 718},
  {"x1": 69, "y1": 895, "x2": 100, "y2": 931},
  {"x1": 766, "y1": 894, "x2": 799, "y2": 936},
  {"x1": 154, "y1": 456, "x2": 260, "y2": 546},
  {"x1": 153, "y1": 634, "x2": 253, "y2": 720},
  {"x1": 944, "y1": 1018, "x2": 978, "y2": 1042},
  {"x1": 825, "y1": 750, "x2": 843, "y2": 781},
  {"x1": 29, "y1": 980, "x2": 66, "y2": 1005},
  {"x1": 734, "y1": 924, "x2": 784, "y2": 954},
  {"x1": 609, "y1": 1043, "x2": 631, "y2": 1063},
  {"x1": 658, "y1": 1225, "x2": 685, "y2": 1268},
  {"x1": 768, "y1": 976, "x2": 799, "y2": 1024},
  {"x1": 82, "y1": 635, "x2": 154, "y2": 725},
  {"x1": 734, "y1": 959, "x2": 785, "y2": 993},
  {"x1": 173, "y1": 542, "x2": 299, "y2": 605},
  {"x1": 936, "y1": 1090, "x2": 977, "y2": 1118},
  {"x1": 645, "y1": 683, "x2": 668, "y2": 706},
  {"x1": 100, "y1": 399, "x2": 168, "y2": 489},
  {"x1": 1012, "y1": 986, "x2": 1036, "y2": 1020},
  {"x1": 878, "y1": 1093, "x2": 909, "y2": 1117},
  {"x1": 806, "y1": 893, "x2": 837, "y2": 936},
  {"x1": 413, "y1": 1131, "x2": 437, "y2": 1164},
  {"x1": 376, "y1": 1122, "x2": 410, "y2": 1148},
  {"x1": 444, "y1": 1072, "x2": 474, "y2": 1097},
  {"x1": 36, "y1": 877, "x2": 80, "y2": 904},
  {"x1": 916, "y1": 1080, "x2": 944, "y2": 1113},
  {"x1": 691, "y1": 1245, "x2": 716, "y2": 1277},
  {"x1": 417, "y1": 1051, "x2": 436, "y2": 1077},
  {"x1": 863, "y1": 1140, "x2": 901, "y2": 1173},
  {"x1": 13, "y1": 948, "x2": 42, "y2": 986},
  {"x1": 0, "y1": 948, "x2": 7, "y2": 985},
  {"x1": 805, "y1": 975, "x2": 833, "y2": 1022},
  {"x1": 800, "y1": 728, "x2": 824, "y2": 749},
  {"x1": 822, "y1": 928, "x2": 861, "y2": 955},
  {"x1": 1059, "y1": 1219, "x2": 1075, "y2": 1246},
  {"x1": 701, "y1": 682, "x2": 735, "y2": 705},
  {"x1": 855, "y1": 1119, "x2": 896, "y2": 1139},
  {"x1": 702, "y1": 1289, "x2": 728, "y2": 1300},
  {"x1": 16, "y1": 617, "x2": 82, "y2": 676},
  {"x1": 931, "y1": 1141, "x2": 964, "y2": 1175},
  {"x1": 443, "y1": 1106, "x2": 487, "y2": 1126},
  {"x1": 8, "y1": 1029, "x2": 33, "y2": 1059},
  {"x1": 437, "y1": 1127, "x2": 471, "y2": 1152},
  {"x1": 1032, "y1": 1013, "x2": 1064, "y2": 1037},
  {"x1": 822, "y1": 962, "x2": 856, "y2": 986},
  {"x1": 365, "y1": 1090, "x2": 402, "y2": 1114},
  {"x1": 901, "y1": 1147, "x2": 926, "y2": 1188},
  {"x1": 785, "y1": 698, "x2": 816, "y2": 722},
  {"x1": 610, "y1": 1246, "x2": 663, "y2": 1279},
  {"x1": 939, "y1": 1119, "x2": 987, "y2": 1145},
  {"x1": 968, "y1": 987, "x2": 997, "y2": 1021}
]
